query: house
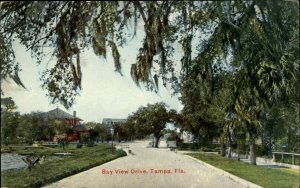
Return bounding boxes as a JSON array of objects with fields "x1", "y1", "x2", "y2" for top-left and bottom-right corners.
[
  {"x1": 102, "y1": 118, "x2": 126, "y2": 127},
  {"x1": 45, "y1": 108, "x2": 82, "y2": 126},
  {"x1": 44, "y1": 108, "x2": 90, "y2": 141}
]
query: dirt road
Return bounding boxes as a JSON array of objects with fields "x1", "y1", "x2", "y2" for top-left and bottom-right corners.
[{"x1": 43, "y1": 141, "x2": 257, "y2": 188}]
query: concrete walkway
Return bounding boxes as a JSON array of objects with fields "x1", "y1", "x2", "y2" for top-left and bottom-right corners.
[{"x1": 43, "y1": 141, "x2": 258, "y2": 188}]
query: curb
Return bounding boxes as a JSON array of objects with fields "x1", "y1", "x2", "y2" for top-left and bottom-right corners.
[{"x1": 185, "y1": 155, "x2": 263, "y2": 188}]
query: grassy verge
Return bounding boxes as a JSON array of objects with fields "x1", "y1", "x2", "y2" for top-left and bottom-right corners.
[
  {"x1": 177, "y1": 143, "x2": 220, "y2": 152},
  {"x1": 1, "y1": 145, "x2": 126, "y2": 188},
  {"x1": 188, "y1": 153, "x2": 299, "y2": 188}
]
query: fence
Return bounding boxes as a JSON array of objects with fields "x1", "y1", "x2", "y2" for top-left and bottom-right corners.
[
  {"x1": 119, "y1": 144, "x2": 130, "y2": 150},
  {"x1": 272, "y1": 152, "x2": 300, "y2": 166},
  {"x1": 119, "y1": 144, "x2": 131, "y2": 154}
]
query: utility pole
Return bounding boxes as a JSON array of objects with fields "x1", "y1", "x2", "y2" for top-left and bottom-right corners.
[{"x1": 110, "y1": 125, "x2": 114, "y2": 153}]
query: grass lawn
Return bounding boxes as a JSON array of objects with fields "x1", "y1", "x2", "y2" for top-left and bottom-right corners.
[
  {"x1": 1, "y1": 144, "x2": 126, "y2": 188},
  {"x1": 188, "y1": 153, "x2": 300, "y2": 188}
]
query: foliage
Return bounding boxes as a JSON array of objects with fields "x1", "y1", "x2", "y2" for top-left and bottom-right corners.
[
  {"x1": 164, "y1": 129, "x2": 181, "y2": 142},
  {"x1": 127, "y1": 102, "x2": 173, "y2": 147},
  {"x1": 90, "y1": 123, "x2": 110, "y2": 143},
  {"x1": 113, "y1": 122, "x2": 131, "y2": 142},
  {"x1": 178, "y1": 0, "x2": 298, "y2": 163},
  {"x1": 1, "y1": 108, "x2": 78, "y2": 145},
  {"x1": 49, "y1": 117, "x2": 71, "y2": 135},
  {"x1": 177, "y1": 143, "x2": 201, "y2": 151},
  {"x1": 273, "y1": 153, "x2": 300, "y2": 166},
  {"x1": 57, "y1": 138, "x2": 69, "y2": 150},
  {"x1": 17, "y1": 112, "x2": 56, "y2": 144},
  {"x1": 1, "y1": 0, "x2": 298, "y2": 163},
  {"x1": 2, "y1": 1, "x2": 297, "y2": 109},
  {"x1": 180, "y1": 63, "x2": 235, "y2": 145},
  {"x1": 1, "y1": 104, "x2": 21, "y2": 145},
  {"x1": 0, "y1": 1, "x2": 179, "y2": 107},
  {"x1": 79, "y1": 135, "x2": 94, "y2": 147},
  {"x1": 76, "y1": 143, "x2": 83, "y2": 148},
  {"x1": 266, "y1": 97, "x2": 299, "y2": 152}
]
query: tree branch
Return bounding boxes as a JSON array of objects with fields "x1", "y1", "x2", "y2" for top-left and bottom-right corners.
[
  {"x1": 117, "y1": 1, "x2": 131, "y2": 14},
  {"x1": 133, "y1": 1, "x2": 148, "y2": 28}
]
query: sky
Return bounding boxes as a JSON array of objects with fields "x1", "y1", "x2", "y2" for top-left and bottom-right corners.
[{"x1": 2, "y1": 27, "x2": 184, "y2": 123}]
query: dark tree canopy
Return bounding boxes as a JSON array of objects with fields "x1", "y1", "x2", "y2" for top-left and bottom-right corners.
[
  {"x1": 126, "y1": 102, "x2": 173, "y2": 147},
  {"x1": 0, "y1": 1, "x2": 298, "y2": 109}
]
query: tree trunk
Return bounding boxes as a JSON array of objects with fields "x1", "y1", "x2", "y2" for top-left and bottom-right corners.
[
  {"x1": 197, "y1": 135, "x2": 201, "y2": 145},
  {"x1": 249, "y1": 139, "x2": 256, "y2": 165},
  {"x1": 227, "y1": 144, "x2": 232, "y2": 158},
  {"x1": 262, "y1": 123, "x2": 273, "y2": 158},
  {"x1": 227, "y1": 134, "x2": 232, "y2": 158},
  {"x1": 220, "y1": 142, "x2": 226, "y2": 157},
  {"x1": 237, "y1": 144, "x2": 240, "y2": 161},
  {"x1": 154, "y1": 136, "x2": 159, "y2": 148},
  {"x1": 237, "y1": 143, "x2": 240, "y2": 161},
  {"x1": 154, "y1": 135, "x2": 160, "y2": 148}
]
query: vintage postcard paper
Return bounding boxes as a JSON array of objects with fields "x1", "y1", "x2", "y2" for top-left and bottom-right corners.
[{"x1": 1, "y1": 1, "x2": 299, "y2": 188}]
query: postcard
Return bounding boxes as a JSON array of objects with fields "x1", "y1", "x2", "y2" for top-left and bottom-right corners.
[{"x1": 1, "y1": 1, "x2": 299, "y2": 188}]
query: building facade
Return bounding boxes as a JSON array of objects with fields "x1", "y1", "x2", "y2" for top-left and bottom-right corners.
[{"x1": 44, "y1": 108, "x2": 89, "y2": 141}]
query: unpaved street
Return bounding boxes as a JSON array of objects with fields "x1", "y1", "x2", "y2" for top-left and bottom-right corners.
[{"x1": 43, "y1": 141, "x2": 255, "y2": 188}]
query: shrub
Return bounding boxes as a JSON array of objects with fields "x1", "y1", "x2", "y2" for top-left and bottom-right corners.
[{"x1": 177, "y1": 143, "x2": 201, "y2": 150}]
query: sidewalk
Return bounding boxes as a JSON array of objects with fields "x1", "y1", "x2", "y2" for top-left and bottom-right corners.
[{"x1": 240, "y1": 157, "x2": 300, "y2": 170}]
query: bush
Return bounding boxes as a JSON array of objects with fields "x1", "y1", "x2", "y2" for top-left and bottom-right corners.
[
  {"x1": 86, "y1": 141, "x2": 94, "y2": 147},
  {"x1": 84, "y1": 138, "x2": 94, "y2": 147},
  {"x1": 199, "y1": 146, "x2": 220, "y2": 152},
  {"x1": 177, "y1": 143, "x2": 201, "y2": 150},
  {"x1": 177, "y1": 142, "x2": 220, "y2": 151},
  {"x1": 57, "y1": 139, "x2": 69, "y2": 149},
  {"x1": 232, "y1": 143, "x2": 248, "y2": 155},
  {"x1": 256, "y1": 144, "x2": 268, "y2": 157}
]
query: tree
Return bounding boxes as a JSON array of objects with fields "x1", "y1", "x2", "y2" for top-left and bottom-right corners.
[
  {"x1": 129, "y1": 102, "x2": 172, "y2": 148},
  {"x1": 1, "y1": 103, "x2": 20, "y2": 145},
  {"x1": 264, "y1": 93, "x2": 299, "y2": 153},
  {"x1": 207, "y1": 74, "x2": 236, "y2": 156},
  {"x1": 51, "y1": 118, "x2": 72, "y2": 136},
  {"x1": 1, "y1": 1, "x2": 298, "y2": 164},
  {"x1": 92, "y1": 123, "x2": 110, "y2": 143},
  {"x1": 17, "y1": 112, "x2": 55, "y2": 144},
  {"x1": 2, "y1": 1, "x2": 297, "y2": 109},
  {"x1": 113, "y1": 122, "x2": 132, "y2": 142},
  {"x1": 0, "y1": 1, "x2": 179, "y2": 107},
  {"x1": 121, "y1": 120, "x2": 136, "y2": 141},
  {"x1": 181, "y1": 0, "x2": 298, "y2": 164}
]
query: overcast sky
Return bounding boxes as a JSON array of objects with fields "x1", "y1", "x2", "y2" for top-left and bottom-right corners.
[{"x1": 2, "y1": 27, "x2": 184, "y2": 123}]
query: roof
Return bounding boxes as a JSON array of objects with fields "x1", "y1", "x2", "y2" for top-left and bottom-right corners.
[
  {"x1": 45, "y1": 108, "x2": 82, "y2": 121},
  {"x1": 102, "y1": 118, "x2": 126, "y2": 125}
]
